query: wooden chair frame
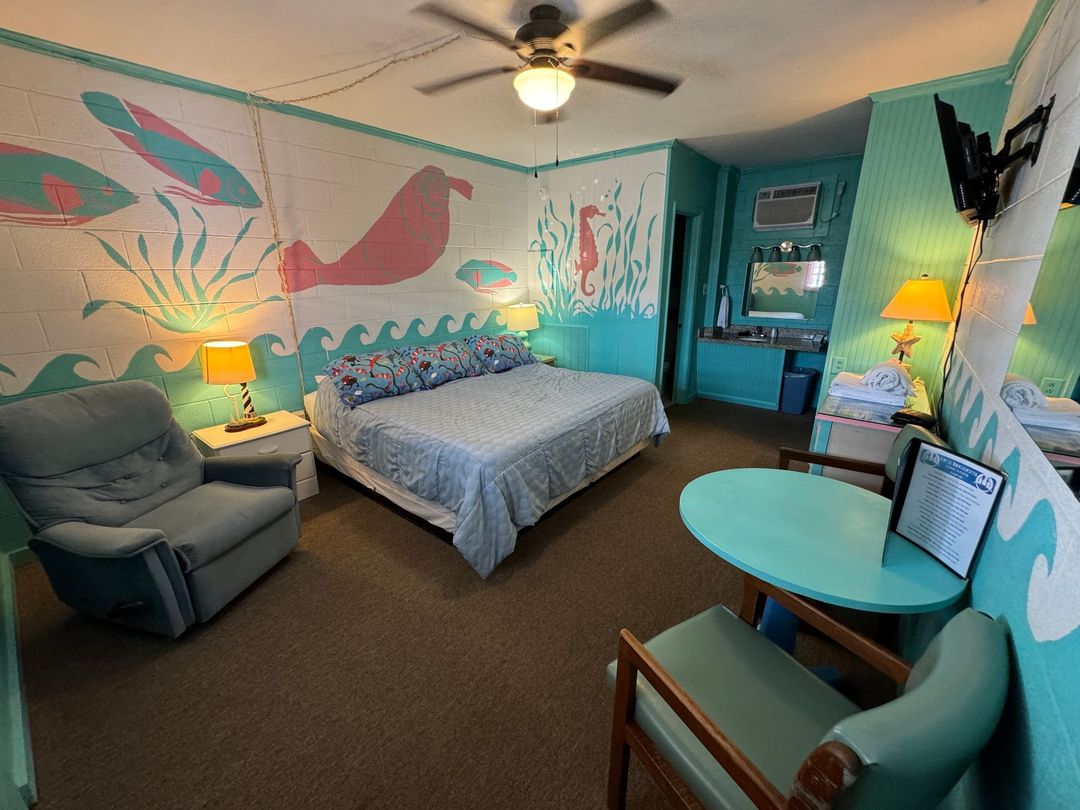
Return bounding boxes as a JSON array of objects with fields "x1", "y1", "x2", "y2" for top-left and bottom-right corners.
[
  {"x1": 776, "y1": 446, "x2": 894, "y2": 498},
  {"x1": 608, "y1": 575, "x2": 913, "y2": 809}
]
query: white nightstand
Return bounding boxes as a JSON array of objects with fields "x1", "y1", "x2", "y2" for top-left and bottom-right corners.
[
  {"x1": 191, "y1": 410, "x2": 319, "y2": 500},
  {"x1": 535, "y1": 354, "x2": 556, "y2": 366}
]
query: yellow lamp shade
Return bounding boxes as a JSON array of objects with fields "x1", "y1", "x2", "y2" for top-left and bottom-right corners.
[
  {"x1": 506, "y1": 302, "x2": 540, "y2": 332},
  {"x1": 513, "y1": 66, "x2": 575, "y2": 111},
  {"x1": 199, "y1": 340, "x2": 256, "y2": 385},
  {"x1": 880, "y1": 275, "x2": 953, "y2": 322},
  {"x1": 1023, "y1": 303, "x2": 1037, "y2": 325}
]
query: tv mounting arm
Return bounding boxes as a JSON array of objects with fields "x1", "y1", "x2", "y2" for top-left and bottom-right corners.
[{"x1": 993, "y1": 95, "x2": 1055, "y2": 172}]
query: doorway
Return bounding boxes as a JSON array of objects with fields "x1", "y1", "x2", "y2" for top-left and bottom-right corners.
[{"x1": 661, "y1": 213, "x2": 692, "y2": 402}]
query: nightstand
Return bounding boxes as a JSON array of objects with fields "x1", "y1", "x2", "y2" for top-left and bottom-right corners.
[
  {"x1": 191, "y1": 410, "x2": 319, "y2": 500},
  {"x1": 535, "y1": 354, "x2": 556, "y2": 366}
]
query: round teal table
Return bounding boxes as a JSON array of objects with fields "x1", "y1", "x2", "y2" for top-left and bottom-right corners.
[{"x1": 679, "y1": 468, "x2": 967, "y2": 613}]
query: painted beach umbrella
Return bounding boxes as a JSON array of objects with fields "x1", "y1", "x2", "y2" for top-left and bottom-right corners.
[
  {"x1": 82, "y1": 91, "x2": 262, "y2": 208},
  {"x1": 0, "y1": 143, "x2": 138, "y2": 226}
]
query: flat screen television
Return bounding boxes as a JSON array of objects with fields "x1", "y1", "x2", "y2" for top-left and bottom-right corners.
[{"x1": 934, "y1": 94, "x2": 997, "y2": 225}]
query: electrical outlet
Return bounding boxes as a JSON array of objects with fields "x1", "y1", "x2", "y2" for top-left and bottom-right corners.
[
  {"x1": 1041, "y1": 377, "x2": 1066, "y2": 397},
  {"x1": 829, "y1": 356, "x2": 847, "y2": 375}
]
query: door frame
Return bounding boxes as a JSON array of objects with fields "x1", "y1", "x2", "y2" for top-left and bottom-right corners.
[{"x1": 655, "y1": 204, "x2": 703, "y2": 402}]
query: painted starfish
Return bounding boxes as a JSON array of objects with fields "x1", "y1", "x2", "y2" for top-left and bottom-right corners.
[{"x1": 890, "y1": 332, "x2": 921, "y2": 358}]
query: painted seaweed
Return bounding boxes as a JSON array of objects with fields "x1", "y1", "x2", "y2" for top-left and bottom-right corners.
[{"x1": 83, "y1": 192, "x2": 281, "y2": 334}]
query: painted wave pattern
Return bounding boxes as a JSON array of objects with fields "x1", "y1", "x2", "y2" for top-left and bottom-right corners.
[
  {"x1": 532, "y1": 172, "x2": 663, "y2": 321},
  {"x1": 946, "y1": 356, "x2": 1080, "y2": 642}
]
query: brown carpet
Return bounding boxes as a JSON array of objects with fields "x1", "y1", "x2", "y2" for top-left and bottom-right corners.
[{"x1": 15, "y1": 398, "x2": 890, "y2": 809}]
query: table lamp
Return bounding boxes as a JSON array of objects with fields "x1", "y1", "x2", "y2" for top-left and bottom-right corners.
[
  {"x1": 505, "y1": 302, "x2": 540, "y2": 351},
  {"x1": 199, "y1": 340, "x2": 266, "y2": 432},
  {"x1": 880, "y1": 274, "x2": 953, "y2": 364}
]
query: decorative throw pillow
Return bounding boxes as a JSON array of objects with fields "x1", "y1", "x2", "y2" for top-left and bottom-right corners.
[
  {"x1": 467, "y1": 333, "x2": 537, "y2": 374},
  {"x1": 322, "y1": 349, "x2": 422, "y2": 408},
  {"x1": 401, "y1": 340, "x2": 486, "y2": 389}
]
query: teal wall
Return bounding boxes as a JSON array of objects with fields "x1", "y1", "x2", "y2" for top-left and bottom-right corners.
[
  {"x1": 662, "y1": 143, "x2": 724, "y2": 402},
  {"x1": 697, "y1": 153, "x2": 863, "y2": 404},
  {"x1": 820, "y1": 70, "x2": 1013, "y2": 402}
]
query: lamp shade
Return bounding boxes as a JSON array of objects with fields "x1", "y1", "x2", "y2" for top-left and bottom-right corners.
[
  {"x1": 199, "y1": 340, "x2": 256, "y2": 385},
  {"x1": 1023, "y1": 302, "x2": 1037, "y2": 325},
  {"x1": 880, "y1": 275, "x2": 952, "y2": 322},
  {"x1": 513, "y1": 66, "x2": 575, "y2": 111},
  {"x1": 506, "y1": 302, "x2": 540, "y2": 332}
]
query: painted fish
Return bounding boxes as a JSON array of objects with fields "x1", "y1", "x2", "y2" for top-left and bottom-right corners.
[
  {"x1": 576, "y1": 204, "x2": 606, "y2": 295},
  {"x1": 81, "y1": 91, "x2": 262, "y2": 208},
  {"x1": 283, "y1": 165, "x2": 473, "y2": 291},
  {"x1": 0, "y1": 143, "x2": 138, "y2": 226},
  {"x1": 758, "y1": 262, "x2": 802, "y2": 277},
  {"x1": 455, "y1": 259, "x2": 517, "y2": 290}
]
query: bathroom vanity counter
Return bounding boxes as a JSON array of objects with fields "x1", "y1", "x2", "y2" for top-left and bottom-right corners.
[{"x1": 697, "y1": 326, "x2": 829, "y2": 354}]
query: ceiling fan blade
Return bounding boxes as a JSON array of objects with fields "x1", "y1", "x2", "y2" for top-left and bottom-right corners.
[
  {"x1": 416, "y1": 66, "x2": 518, "y2": 95},
  {"x1": 554, "y1": 0, "x2": 666, "y2": 52},
  {"x1": 414, "y1": 2, "x2": 519, "y2": 51},
  {"x1": 568, "y1": 59, "x2": 681, "y2": 95}
]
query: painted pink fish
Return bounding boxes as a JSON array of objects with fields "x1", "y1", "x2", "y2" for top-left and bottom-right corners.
[
  {"x1": 283, "y1": 165, "x2": 472, "y2": 291},
  {"x1": 576, "y1": 204, "x2": 606, "y2": 295}
]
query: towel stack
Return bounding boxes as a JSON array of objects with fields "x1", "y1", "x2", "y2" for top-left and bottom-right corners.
[
  {"x1": 1001, "y1": 374, "x2": 1080, "y2": 431},
  {"x1": 828, "y1": 360, "x2": 915, "y2": 406}
]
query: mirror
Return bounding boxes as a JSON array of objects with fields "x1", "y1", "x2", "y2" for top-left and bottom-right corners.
[
  {"x1": 999, "y1": 145, "x2": 1080, "y2": 498},
  {"x1": 743, "y1": 243, "x2": 825, "y2": 320}
]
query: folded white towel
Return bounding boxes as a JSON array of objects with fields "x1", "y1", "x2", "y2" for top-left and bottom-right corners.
[
  {"x1": 1001, "y1": 373, "x2": 1047, "y2": 410},
  {"x1": 861, "y1": 360, "x2": 915, "y2": 396},
  {"x1": 1013, "y1": 397, "x2": 1080, "y2": 430},
  {"x1": 829, "y1": 372, "x2": 907, "y2": 406}
]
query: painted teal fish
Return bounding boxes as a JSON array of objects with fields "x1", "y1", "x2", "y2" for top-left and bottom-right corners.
[
  {"x1": 455, "y1": 259, "x2": 517, "y2": 291},
  {"x1": 82, "y1": 91, "x2": 262, "y2": 208},
  {"x1": 0, "y1": 143, "x2": 138, "y2": 226}
]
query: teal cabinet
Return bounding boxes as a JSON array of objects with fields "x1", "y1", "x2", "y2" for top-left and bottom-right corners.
[{"x1": 696, "y1": 342, "x2": 786, "y2": 409}]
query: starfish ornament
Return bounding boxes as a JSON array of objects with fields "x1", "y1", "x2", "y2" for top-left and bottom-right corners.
[{"x1": 890, "y1": 331, "x2": 921, "y2": 359}]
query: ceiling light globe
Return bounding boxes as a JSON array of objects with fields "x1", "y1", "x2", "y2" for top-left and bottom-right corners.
[{"x1": 514, "y1": 66, "x2": 575, "y2": 111}]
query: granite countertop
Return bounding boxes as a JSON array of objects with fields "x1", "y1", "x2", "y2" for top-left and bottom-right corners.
[{"x1": 697, "y1": 326, "x2": 829, "y2": 353}]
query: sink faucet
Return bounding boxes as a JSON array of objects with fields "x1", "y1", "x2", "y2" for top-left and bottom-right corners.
[{"x1": 755, "y1": 325, "x2": 764, "y2": 337}]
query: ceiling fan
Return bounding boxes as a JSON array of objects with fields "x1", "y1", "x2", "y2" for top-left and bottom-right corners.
[{"x1": 413, "y1": 1, "x2": 682, "y2": 114}]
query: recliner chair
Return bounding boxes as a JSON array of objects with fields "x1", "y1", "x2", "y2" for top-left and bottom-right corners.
[{"x1": 0, "y1": 380, "x2": 302, "y2": 637}]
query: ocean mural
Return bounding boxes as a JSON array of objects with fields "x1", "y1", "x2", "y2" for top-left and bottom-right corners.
[
  {"x1": 0, "y1": 143, "x2": 138, "y2": 226},
  {"x1": 82, "y1": 92, "x2": 263, "y2": 208},
  {"x1": 282, "y1": 165, "x2": 473, "y2": 292},
  {"x1": 532, "y1": 171, "x2": 663, "y2": 320},
  {"x1": 83, "y1": 192, "x2": 280, "y2": 334}
]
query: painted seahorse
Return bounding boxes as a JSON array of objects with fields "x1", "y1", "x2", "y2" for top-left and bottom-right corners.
[
  {"x1": 82, "y1": 92, "x2": 262, "y2": 208},
  {"x1": 576, "y1": 204, "x2": 606, "y2": 295},
  {"x1": 282, "y1": 165, "x2": 473, "y2": 291},
  {"x1": 0, "y1": 143, "x2": 138, "y2": 225}
]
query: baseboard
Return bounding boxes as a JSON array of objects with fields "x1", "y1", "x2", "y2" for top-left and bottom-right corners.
[
  {"x1": 0, "y1": 554, "x2": 36, "y2": 806},
  {"x1": 8, "y1": 547, "x2": 34, "y2": 568},
  {"x1": 696, "y1": 391, "x2": 779, "y2": 410}
]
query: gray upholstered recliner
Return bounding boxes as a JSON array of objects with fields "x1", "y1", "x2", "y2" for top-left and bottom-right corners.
[{"x1": 0, "y1": 380, "x2": 302, "y2": 638}]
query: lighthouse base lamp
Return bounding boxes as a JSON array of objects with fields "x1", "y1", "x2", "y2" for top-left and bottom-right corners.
[
  {"x1": 505, "y1": 302, "x2": 540, "y2": 352},
  {"x1": 199, "y1": 340, "x2": 267, "y2": 433}
]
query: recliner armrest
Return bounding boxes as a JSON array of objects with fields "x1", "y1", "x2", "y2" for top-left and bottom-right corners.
[
  {"x1": 34, "y1": 521, "x2": 169, "y2": 557},
  {"x1": 202, "y1": 454, "x2": 301, "y2": 490}
]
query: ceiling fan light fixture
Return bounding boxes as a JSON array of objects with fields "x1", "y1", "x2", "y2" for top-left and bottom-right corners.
[{"x1": 513, "y1": 65, "x2": 575, "y2": 111}]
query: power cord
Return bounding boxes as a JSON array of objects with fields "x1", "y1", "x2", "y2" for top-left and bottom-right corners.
[{"x1": 936, "y1": 218, "x2": 988, "y2": 429}]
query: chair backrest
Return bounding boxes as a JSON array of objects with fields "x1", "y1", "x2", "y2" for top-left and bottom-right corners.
[
  {"x1": 884, "y1": 424, "x2": 945, "y2": 482},
  {"x1": 823, "y1": 608, "x2": 1008, "y2": 810},
  {"x1": 0, "y1": 381, "x2": 203, "y2": 529}
]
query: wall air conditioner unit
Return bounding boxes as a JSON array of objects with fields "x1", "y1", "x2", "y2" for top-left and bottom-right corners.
[{"x1": 752, "y1": 182, "x2": 821, "y2": 231}]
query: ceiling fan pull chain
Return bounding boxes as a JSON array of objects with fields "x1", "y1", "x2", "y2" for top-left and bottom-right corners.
[{"x1": 533, "y1": 109, "x2": 539, "y2": 178}]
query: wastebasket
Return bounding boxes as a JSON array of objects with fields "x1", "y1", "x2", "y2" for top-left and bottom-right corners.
[{"x1": 780, "y1": 367, "x2": 818, "y2": 414}]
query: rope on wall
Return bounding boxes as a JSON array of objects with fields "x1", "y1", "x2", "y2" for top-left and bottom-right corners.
[{"x1": 243, "y1": 33, "x2": 460, "y2": 397}]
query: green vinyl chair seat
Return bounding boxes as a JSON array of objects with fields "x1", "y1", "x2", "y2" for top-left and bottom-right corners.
[{"x1": 606, "y1": 605, "x2": 858, "y2": 809}]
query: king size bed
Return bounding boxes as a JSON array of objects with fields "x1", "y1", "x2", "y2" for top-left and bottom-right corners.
[{"x1": 305, "y1": 361, "x2": 669, "y2": 577}]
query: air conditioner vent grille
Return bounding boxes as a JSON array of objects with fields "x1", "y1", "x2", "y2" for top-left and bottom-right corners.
[{"x1": 753, "y1": 182, "x2": 821, "y2": 230}]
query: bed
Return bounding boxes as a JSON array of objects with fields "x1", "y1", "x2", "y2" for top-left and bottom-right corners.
[{"x1": 305, "y1": 361, "x2": 670, "y2": 577}]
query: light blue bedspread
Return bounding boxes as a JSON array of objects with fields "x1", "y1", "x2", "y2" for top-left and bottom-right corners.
[{"x1": 314, "y1": 363, "x2": 670, "y2": 577}]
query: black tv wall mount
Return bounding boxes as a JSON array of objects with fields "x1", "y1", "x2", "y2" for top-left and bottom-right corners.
[{"x1": 995, "y1": 95, "x2": 1055, "y2": 171}]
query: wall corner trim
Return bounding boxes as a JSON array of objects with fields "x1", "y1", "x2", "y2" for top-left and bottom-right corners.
[
  {"x1": 1, "y1": 554, "x2": 35, "y2": 807},
  {"x1": 869, "y1": 65, "x2": 1012, "y2": 104}
]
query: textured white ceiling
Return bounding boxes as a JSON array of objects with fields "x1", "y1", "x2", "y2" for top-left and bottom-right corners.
[{"x1": 1, "y1": 0, "x2": 1034, "y2": 167}]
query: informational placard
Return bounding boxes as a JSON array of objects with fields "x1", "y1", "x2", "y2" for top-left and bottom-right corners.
[{"x1": 890, "y1": 440, "x2": 1006, "y2": 578}]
